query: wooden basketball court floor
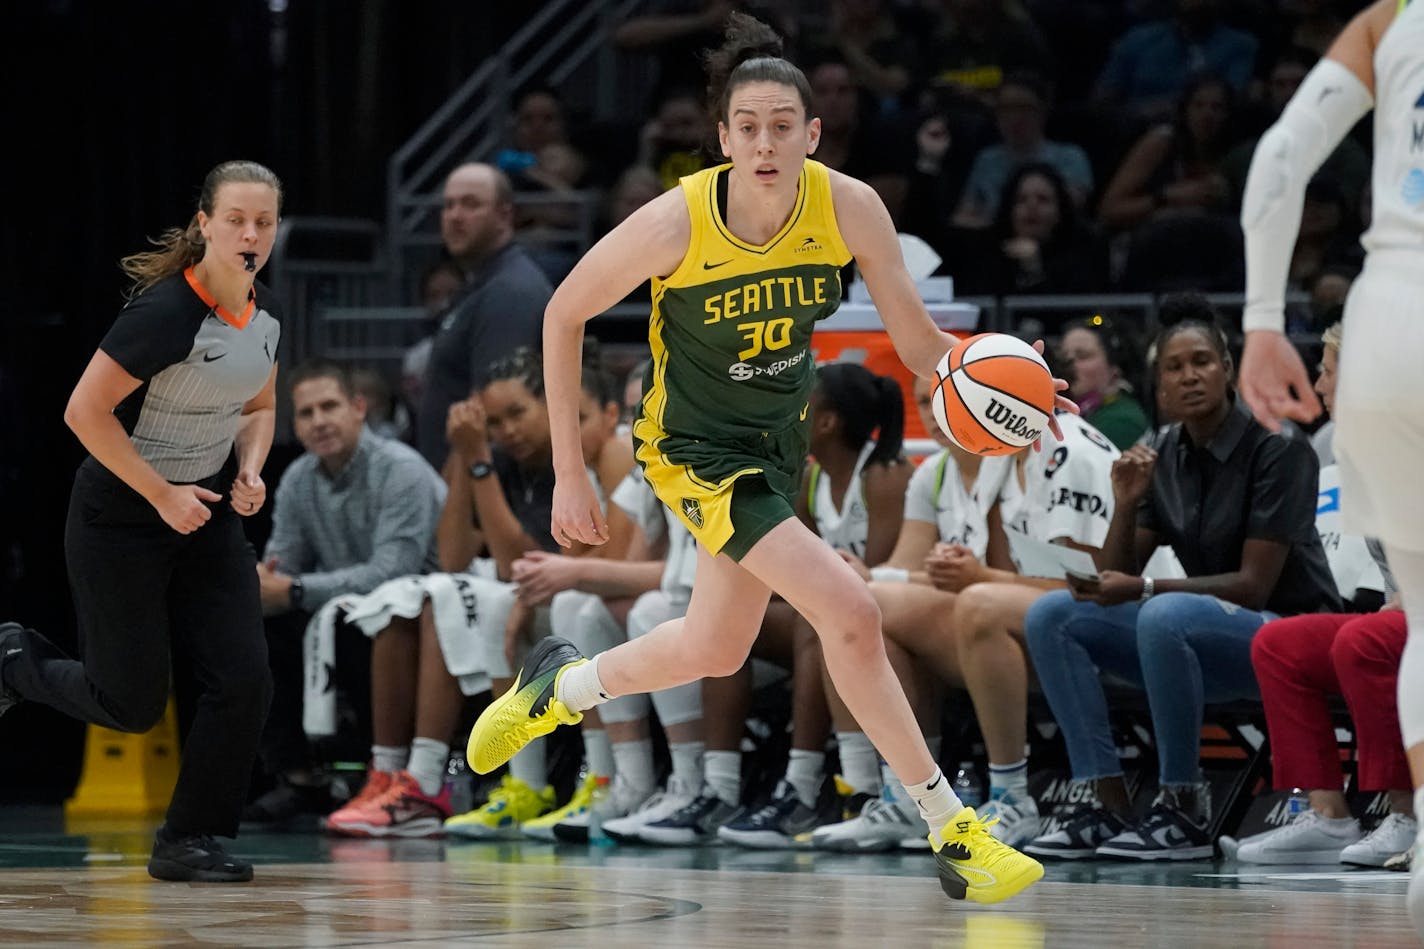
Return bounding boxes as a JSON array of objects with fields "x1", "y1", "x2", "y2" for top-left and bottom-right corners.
[{"x1": 0, "y1": 806, "x2": 1414, "y2": 947}]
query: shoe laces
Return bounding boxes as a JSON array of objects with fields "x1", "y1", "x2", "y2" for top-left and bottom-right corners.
[
  {"x1": 939, "y1": 811, "x2": 1012, "y2": 862},
  {"x1": 366, "y1": 771, "x2": 420, "y2": 809},
  {"x1": 859, "y1": 796, "x2": 914, "y2": 825},
  {"x1": 485, "y1": 774, "x2": 538, "y2": 810},
  {"x1": 746, "y1": 782, "x2": 799, "y2": 823},
  {"x1": 1362, "y1": 812, "x2": 1414, "y2": 842}
]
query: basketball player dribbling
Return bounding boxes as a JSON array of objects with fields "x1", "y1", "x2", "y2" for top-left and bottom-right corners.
[
  {"x1": 465, "y1": 13, "x2": 1079, "y2": 905},
  {"x1": 1237, "y1": 0, "x2": 1424, "y2": 932}
]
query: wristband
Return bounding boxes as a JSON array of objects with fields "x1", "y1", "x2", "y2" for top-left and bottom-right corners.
[{"x1": 870, "y1": 566, "x2": 910, "y2": 584}]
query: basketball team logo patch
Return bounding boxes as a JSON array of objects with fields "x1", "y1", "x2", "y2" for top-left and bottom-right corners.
[{"x1": 681, "y1": 497, "x2": 705, "y2": 528}]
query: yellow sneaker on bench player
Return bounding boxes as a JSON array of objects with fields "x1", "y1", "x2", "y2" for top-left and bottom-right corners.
[
  {"x1": 467, "y1": 637, "x2": 586, "y2": 775},
  {"x1": 933, "y1": 806, "x2": 1045, "y2": 904}
]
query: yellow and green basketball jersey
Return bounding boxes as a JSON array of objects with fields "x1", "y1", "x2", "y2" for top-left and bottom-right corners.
[{"x1": 641, "y1": 159, "x2": 853, "y2": 441}]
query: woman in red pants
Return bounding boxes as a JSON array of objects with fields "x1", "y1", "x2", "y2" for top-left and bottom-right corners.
[{"x1": 1237, "y1": 320, "x2": 1415, "y2": 867}]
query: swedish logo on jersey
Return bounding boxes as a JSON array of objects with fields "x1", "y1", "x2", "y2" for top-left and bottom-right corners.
[{"x1": 681, "y1": 497, "x2": 705, "y2": 528}]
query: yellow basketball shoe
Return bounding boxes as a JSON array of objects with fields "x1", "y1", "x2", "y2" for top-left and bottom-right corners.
[
  {"x1": 933, "y1": 806, "x2": 1044, "y2": 904},
  {"x1": 444, "y1": 775, "x2": 556, "y2": 840},
  {"x1": 467, "y1": 637, "x2": 586, "y2": 775},
  {"x1": 520, "y1": 771, "x2": 605, "y2": 842}
]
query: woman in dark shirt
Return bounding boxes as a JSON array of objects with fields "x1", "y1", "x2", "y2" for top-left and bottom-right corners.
[
  {"x1": 955, "y1": 163, "x2": 1110, "y2": 297},
  {"x1": 1021, "y1": 298, "x2": 1339, "y2": 862}
]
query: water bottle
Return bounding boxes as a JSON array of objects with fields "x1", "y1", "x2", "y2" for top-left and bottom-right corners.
[
  {"x1": 952, "y1": 761, "x2": 984, "y2": 809},
  {"x1": 1286, "y1": 788, "x2": 1308, "y2": 821},
  {"x1": 445, "y1": 751, "x2": 475, "y2": 815}
]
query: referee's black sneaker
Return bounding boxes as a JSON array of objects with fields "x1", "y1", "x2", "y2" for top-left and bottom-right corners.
[
  {"x1": 0, "y1": 622, "x2": 25, "y2": 718},
  {"x1": 148, "y1": 824, "x2": 254, "y2": 882}
]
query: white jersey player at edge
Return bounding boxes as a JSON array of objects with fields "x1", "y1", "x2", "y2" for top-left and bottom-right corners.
[{"x1": 1236, "y1": 0, "x2": 1424, "y2": 933}]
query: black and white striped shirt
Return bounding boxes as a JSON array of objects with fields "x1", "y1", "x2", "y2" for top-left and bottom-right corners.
[{"x1": 100, "y1": 268, "x2": 280, "y2": 483}]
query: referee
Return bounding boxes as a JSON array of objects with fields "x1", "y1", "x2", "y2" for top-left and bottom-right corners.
[{"x1": 0, "y1": 160, "x2": 283, "y2": 882}]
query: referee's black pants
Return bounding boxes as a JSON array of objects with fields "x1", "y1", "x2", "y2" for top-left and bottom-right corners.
[{"x1": 4, "y1": 462, "x2": 272, "y2": 838}]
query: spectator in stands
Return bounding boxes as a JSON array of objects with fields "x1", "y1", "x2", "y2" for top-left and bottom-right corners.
[
  {"x1": 922, "y1": 0, "x2": 1052, "y2": 102},
  {"x1": 615, "y1": 1, "x2": 796, "y2": 112},
  {"x1": 1023, "y1": 296, "x2": 1340, "y2": 862},
  {"x1": 1099, "y1": 73, "x2": 1237, "y2": 233},
  {"x1": 638, "y1": 88, "x2": 718, "y2": 192},
  {"x1": 352, "y1": 367, "x2": 406, "y2": 442},
  {"x1": 899, "y1": 106, "x2": 991, "y2": 256},
  {"x1": 953, "y1": 71, "x2": 1094, "y2": 228},
  {"x1": 1058, "y1": 318, "x2": 1151, "y2": 450},
  {"x1": 1094, "y1": 0, "x2": 1258, "y2": 122},
  {"x1": 1221, "y1": 47, "x2": 1369, "y2": 216},
  {"x1": 1239, "y1": 320, "x2": 1415, "y2": 867},
  {"x1": 807, "y1": 55, "x2": 914, "y2": 223},
  {"x1": 955, "y1": 163, "x2": 1110, "y2": 297},
  {"x1": 495, "y1": 87, "x2": 584, "y2": 191},
  {"x1": 415, "y1": 163, "x2": 552, "y2": 469},
  {"x1": 800, "y1": 0, "x2": 925, "y2": 114},
  {"x1": 400, "y1": 259, "x2": 466, "y2": 431},
  {"x1": 247, "y1": 360, "x2": 446, "y2": 829}
]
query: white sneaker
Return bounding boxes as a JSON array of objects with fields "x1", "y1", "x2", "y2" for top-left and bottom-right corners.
[
  {"x1": 1235, "y1": 810, "x2": 1362, "y2": 865},
  {"x1": 552, "y1": 774, "x2": 653, "y2": 843},
  {"x1": 1341, "y1": 813, "x2": 1418, "y2": 867},
  {"x1": 600, "y1": 774, "x2": 696, "y2": 843},
  {"x1": 810, "y1": 794, "x2": 920, "y2": 852},
  {"x1": 978, "y1": 792, "x2": 1042, "y2": 849}
]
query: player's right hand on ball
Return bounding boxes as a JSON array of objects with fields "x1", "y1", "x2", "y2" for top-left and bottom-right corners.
[{"x1": 155, "y1": 484, "x2": 222, "y2": 534}]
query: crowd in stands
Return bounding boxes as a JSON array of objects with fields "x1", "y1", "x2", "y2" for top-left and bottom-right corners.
[{"x1": 238, "y1": 0, "x2": 1413, "y2": 875}]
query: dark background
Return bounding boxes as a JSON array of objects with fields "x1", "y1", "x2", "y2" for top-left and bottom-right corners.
[{"x1": 1, "y1": 0, "x2": 549, "y2": 800}]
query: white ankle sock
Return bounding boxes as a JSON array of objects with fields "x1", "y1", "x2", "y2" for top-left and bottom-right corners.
[
  {"x1": 613, "y1": 738, "x2": 656, "y2": 797},
  {"x1": 785, "y1": 749, "x2": 825, "y2": 807},
  {"x1": 508, "y1": 739, "x2": 547, "y2": 789},
  {"x1": 371, "y1": 744, "x2": 409, "y2": 775},
  {"x1": 582, "y1": 728, "x2": 614, "y2": 779},
  {"x1": 670, "y1": 740, "x2": 707, "y2": 795},
  {"x1": 407, "y1": 738, "x2": 449, "y2": 797},
  {"x1": 703, "y1": 749, "x2": 741, "y2": 805},
  {"x1": 902, "y1": 766, "x2": 963, "y2": 840},
  {"x1": 555, "y1": 654, "x2": 612, "y2": 712},
  {"x1": 989, "y1": 759, "x2": 1029, "y2": 799},
  {"x1": 836, "y1": 731, "x2": 881, "y2": 795}
]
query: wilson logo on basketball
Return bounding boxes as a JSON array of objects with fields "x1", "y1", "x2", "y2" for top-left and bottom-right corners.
[{"x1": 983, "y1": 398, "x2": 1042, "y2": 443}]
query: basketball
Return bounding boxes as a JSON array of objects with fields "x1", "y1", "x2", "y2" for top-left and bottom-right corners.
[{"x1": 931, "y1": 333, "x2": 1055, "y2": 456}]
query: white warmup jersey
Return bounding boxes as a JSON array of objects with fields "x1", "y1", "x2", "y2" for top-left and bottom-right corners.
[
  {"x1": 1332, "y1": 0, "x2": 1424, "y2": 549},
  {"x1": 999, "y1": 413, "x2": 1119, "y2": 550},
  {"x1": 611, "y1": 469, "x2": 697, "y2": 599},
  {"x1": 807, "y1": 441, "x2": 876, "y2": 558},
  {"x1": 1361, "y1": 0, "x2": 1424, "y2": 258},
  {"x1": 904, "y1": 450, "x2": 1011, "y2": 560}
]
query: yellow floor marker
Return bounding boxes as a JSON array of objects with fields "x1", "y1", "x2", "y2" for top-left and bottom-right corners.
[{"x1": 65, "y1": 698, "x2": 180, "y2": 819}]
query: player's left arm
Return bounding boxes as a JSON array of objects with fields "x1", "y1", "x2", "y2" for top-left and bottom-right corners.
[
  {"x1": 832, "y1": 171, "x2": 955, "y2": 381},
  {"x1": 861, "y1": 460, "x2": 911, "y2": 567}
]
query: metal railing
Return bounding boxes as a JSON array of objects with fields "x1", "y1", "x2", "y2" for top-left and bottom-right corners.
[{"x1": 384, "y1": 0, "x2": 642, "y2": 297}]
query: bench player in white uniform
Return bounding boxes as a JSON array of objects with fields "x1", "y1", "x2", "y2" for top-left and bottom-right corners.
[
  {"x1": 707, "y1": 363, "x2": 912, "y2": 849},
  {"x1": 1236, "y1": 0, "x2": 1424, "y2": 929},
  {"x1": 939, "y1": 411, "x2": 1120, "y2": 850},
  {"x1": 811, "y1": 374, "x2": 1012, "y2": 851}
]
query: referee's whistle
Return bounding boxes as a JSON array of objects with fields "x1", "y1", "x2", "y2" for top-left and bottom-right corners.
[{"x1": 241, "y1": 252, "x2": 257, "y2": 272}]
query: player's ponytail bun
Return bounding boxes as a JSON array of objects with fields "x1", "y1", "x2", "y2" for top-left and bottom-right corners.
[{"x1": 703, "y1": 12, "x2": 812, "y2": 124}]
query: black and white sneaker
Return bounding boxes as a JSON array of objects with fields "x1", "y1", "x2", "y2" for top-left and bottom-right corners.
[
  {"x1": 0, "y1": 623, "x2": 26, "y2": 718},
  {"x1": 1024, "y1": 804, "x2": 1128, "y2": 859},
  {"x1": 148, "y1": 825, "x2": 254, "y2": 882},
  {"x1": 1096, "y1": 799, "x2": 1212, "y2": 860},
  {"x1": 637, "y1": 788, "x2": 740, "y2": 846},
  {"x1": 718, "y1": 780, "x2": 821, "y2": 849}
]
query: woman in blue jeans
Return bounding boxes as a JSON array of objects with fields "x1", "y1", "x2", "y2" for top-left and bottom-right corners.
[{"x1": 1022, "y1": 295, "x2": 1339, "y2": 861}]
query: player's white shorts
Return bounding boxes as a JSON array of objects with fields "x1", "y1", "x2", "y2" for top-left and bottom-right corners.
[{"x1": 1334, "y1": 252, "x2": 1424, "y2": 553}]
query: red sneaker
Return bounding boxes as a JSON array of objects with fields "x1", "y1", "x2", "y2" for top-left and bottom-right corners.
[{"x1": 326, "y1": 770, "x2": 452, "y2": 838}]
